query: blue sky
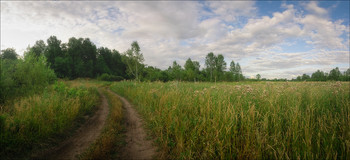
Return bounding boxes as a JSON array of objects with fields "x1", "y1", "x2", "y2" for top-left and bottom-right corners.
[{"x1": 1, "y1": 1, "x2": 349, "y2": 79}]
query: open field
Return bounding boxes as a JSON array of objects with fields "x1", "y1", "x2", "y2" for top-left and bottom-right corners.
[
  {"x1": 1, "y1": 80, "x2": 349, "y2": 159},
  {"x1": 2, "y1": 1, "x2": 349, "y2": 159},
  {"x1": 110, "y1": 81, "x2": 350, "y2": 159}
]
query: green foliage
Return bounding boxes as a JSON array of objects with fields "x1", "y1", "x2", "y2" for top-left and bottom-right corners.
[
  {"x1": 1, "y1": 48, "x2": 18, "y2": 60},
  {"x1": 142, "y1": 66, "x2": 169, "y2": 82},
  {"x1": 235, "y1": 63, "x2": 243, "y2": 81},
  {"x1": 205, "y1": 52, "x2": 216, "y2": 81},
  {"x1": 98, "y1": 73, "x2": 124, "y2": 81},
  {"x1": 328, "y1": 67, "x2": 341, "y2": 81},
  {"x1": 45, "y1": 36, "x2": 62, "y2": 67},
  {"x1": 53, "y1": 56, "x2": 71, "y2": 78},
  {"x1": 25, "y1": 40, "x2": 46, "y2": 57},
  {"x1": 205, "y1": 52, "x2": 243, "y2": 82},
  {"x1": 0, "y1": 53, "x2": 56, "y2": 103},
  {"x1": 66, "y1": 37, "x2": 97, "y2": 78},
  {"x1": 19, "y1": 36, "x2": 127, "y2": 80},
  {"x1": 95, "y1": 47, "x2": 126, "y2": 77},
  {"x1": 184, "y1": 58, "x2": 200, "y2": 82},
  {"x1": 15, "y1": 54, "x2": 57, "y2": 90},
  {"x1": 311, "y1": 70, "x2": 326, "y2": 81},
  {"x1": 123, "y1": 41, "x2": 144, "y2": 81},
  {"x1": 168, "y1": 61, "x2": 184, "y2": 81},
  {"x1": 256, "y1": 74, "x2": 261, "y2": 80}
]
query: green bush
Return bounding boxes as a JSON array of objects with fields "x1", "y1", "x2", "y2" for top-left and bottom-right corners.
[
  {"x1": 98, "y1": 73, "x2": 124, "y2": 81},
  {"x1": 0, "y1": 53, "x2": 56, "y2": 103}
]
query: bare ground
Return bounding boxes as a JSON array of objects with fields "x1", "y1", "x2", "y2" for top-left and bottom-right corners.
[
  {"x1": 111, "y1": 91, "x2": 158, "y2": 160},
  {"x1": 34, "y1": 90, "x2": 109, "y2": 160}
]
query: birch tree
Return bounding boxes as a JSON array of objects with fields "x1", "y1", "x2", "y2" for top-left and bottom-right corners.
[{"x1": 124, "y1": 41, "x2": 144, "y2": 81}]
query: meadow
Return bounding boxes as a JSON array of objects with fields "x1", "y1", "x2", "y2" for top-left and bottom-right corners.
[
  {"x1": 110, "y1": 81, "x2": 350, "y2": 159},
  {"x1": 0, "y1": 81, "x2": 99, "y2": 158}
]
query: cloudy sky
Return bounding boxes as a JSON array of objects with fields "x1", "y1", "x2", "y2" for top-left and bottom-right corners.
[{"x1": 1, "y1": 1, "x2": 349, "y2": 79}]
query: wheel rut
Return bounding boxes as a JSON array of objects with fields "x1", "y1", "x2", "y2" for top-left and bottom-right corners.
[
  {"x1": 110, "y1": 91, "x2": 157, "y2": 160},
  {"x1": 34, "y1": 90, "x2": 109, "y2": 160}
]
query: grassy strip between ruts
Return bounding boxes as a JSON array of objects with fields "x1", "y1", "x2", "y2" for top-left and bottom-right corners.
[
  {"x1": 80, "y1": 88, "x2": 124, "y2": 160},
  {"x1": 110, "y1": 81, "x2": 350, "y2": 160},
  {"x1": 0, "y1": 81, "x2": 99, "y2": 159}
]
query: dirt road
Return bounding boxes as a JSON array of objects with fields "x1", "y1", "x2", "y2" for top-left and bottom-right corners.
[
  {"x1": 112, "y1": 92, "x2": 157, "y2": 160},
  {"x1": 36, "y1": 90, "x2": 109, "y2": 160},
  {"x1": 34, "y1": 89, "x2": 157, "y2": 160}
]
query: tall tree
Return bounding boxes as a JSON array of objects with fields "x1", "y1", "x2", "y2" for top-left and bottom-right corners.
[
  {"x1": 192, "y1": 61, "x2": 200, "y2": 81},
  {"x1": 229, "y1": 61, "x2": 236, "y2": 73},
  {"x1": 67, "y1": 37, "x2": 83, "y2": 78},
  {"x1": 256, "y1": 74, "x2": 261, "y2": 80},
  {"x1": 311, "y1": 70, "x2": 326, "y2": 81},
  {"x1": 170, "y1": 61, "x2": 183, "y2": 81},
  {"x1": 343, "y1": 68, "x2": 350, "y2": 81},
  {"x1": 215, "y1": 54, "x2": 226, "y2": 81},
  {"x1": 29, "y1": 40, "x2": 46, "y2": 57},
  {"x1": 53, "y1": 42, "x2": 71, "y2": 78},
  {"x1": 235, "y1": 63, "x2": 243, "y2": 81},
  {"x1": 230, "y1": 61, "x2": 237, "y2": 81},
  {"x1": 142, "y1": 66, "x2": 167, "y2": 82},
  {"x1": 184, "y1": 58, "x2": 200, "y2": 81},
  {"x1": 123, "y1": 41, "x2": 144, "y2": 81},
  {"x1": 45, "y1": 36, "x2": 62, "y2": 68},
  {"x1": 328, "y1": 67, "x2": 341, "y2": 81},
  {"x1": 80, "y1": 38, "x2": 97, "y2": 77},
  {"x1": 205, "y1": 52, "x2": 216, "y2": 82},
  {"x1": 301, "y1": 74, "x2": 310, "y2": 81},
  {"x1": 111, "y1": 49, "x2": 126, "y2": 77},
  {"x1": 1, "y1": 48, "x2": 17, "y2": 60},
  {"x1": 96, "y1": 47, "x2": 113, "y2": 75}
]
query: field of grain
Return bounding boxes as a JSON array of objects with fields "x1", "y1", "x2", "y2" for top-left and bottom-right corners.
[{"x1": 110, "y1": 81, "x2": 350, "y2": 159}]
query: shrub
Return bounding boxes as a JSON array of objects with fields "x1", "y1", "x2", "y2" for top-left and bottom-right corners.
[
  {"x1": 98, "y1": 73, "x2": 124, "y2": 81},
  {"x1": 0, "y1": 53, "x2": 57, "y2": 103}
]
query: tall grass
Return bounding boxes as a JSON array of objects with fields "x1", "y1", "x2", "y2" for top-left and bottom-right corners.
[
  {"x1": 0, "y1": 81, "x2": 99, "y2": 159},
  {"x1": 110, "y1": 81, "x2": 350, "y2": 159}
]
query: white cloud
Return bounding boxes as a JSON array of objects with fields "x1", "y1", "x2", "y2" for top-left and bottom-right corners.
[
  {"x1": 299, "y1": 15, "x2": 348, "y2": 50},
  {"x1": 305, "y1": 1, "x2": 328, "y2": 17},
  {"x1": 207, "y1": 1, "x2": 256, "y2": 22}
]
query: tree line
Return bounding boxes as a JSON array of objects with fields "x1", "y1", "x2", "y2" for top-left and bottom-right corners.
[
  {"x1": 251, "y1": 67, "x2": 350, "y2": 82},
  {"x1": 1, "y1": 35, "x2": 244, "y2": 83},
  {"x1": 291, "y1": 68, "x2": 350, "y2": 81},
  {"x1": 1, "y1": 35, "x2": 349, "y2": 85}
]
